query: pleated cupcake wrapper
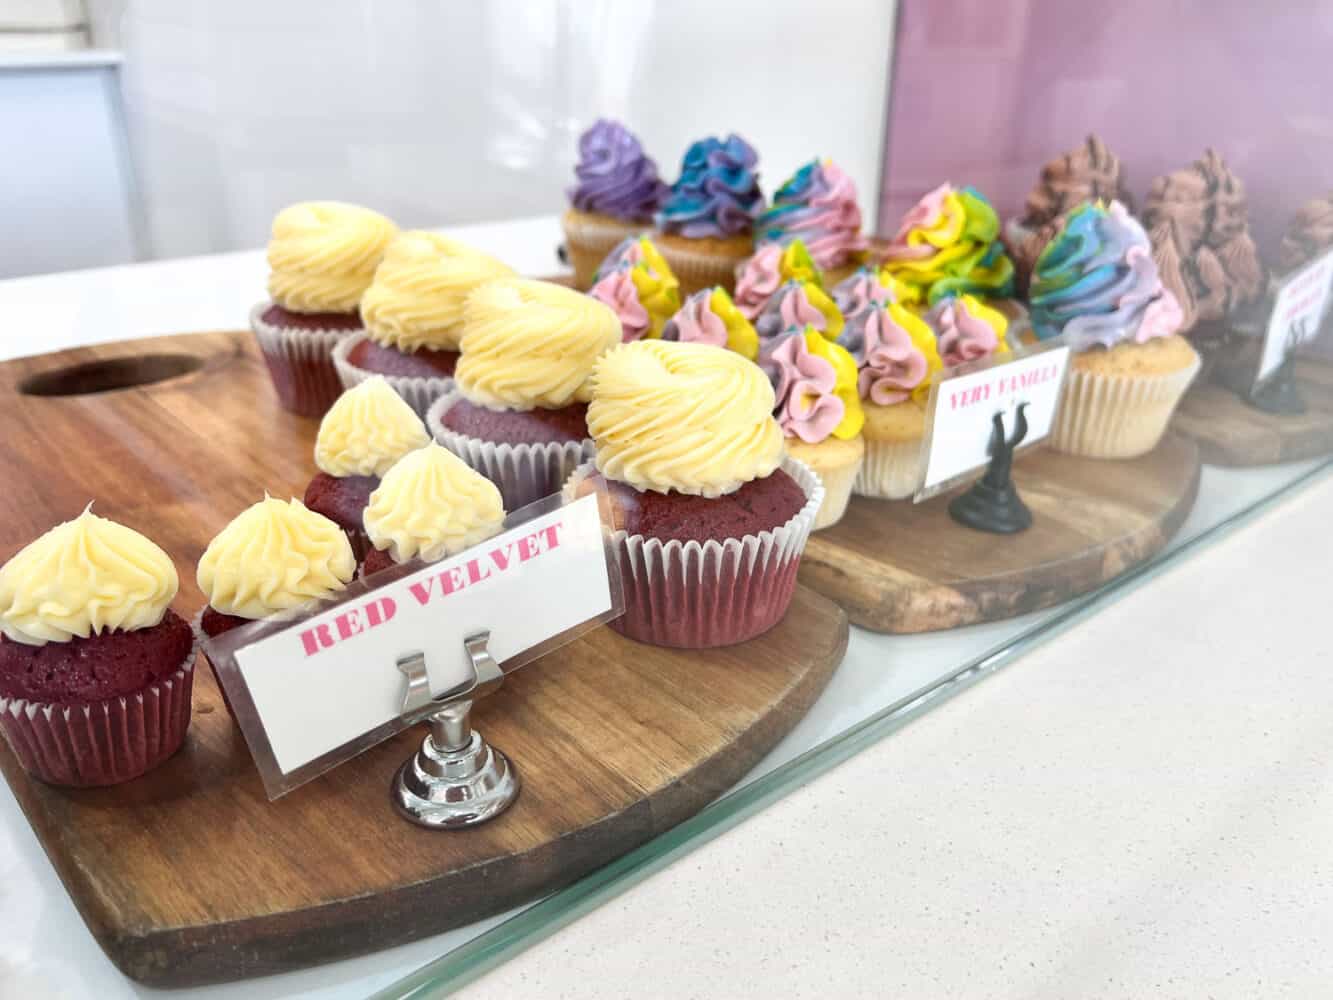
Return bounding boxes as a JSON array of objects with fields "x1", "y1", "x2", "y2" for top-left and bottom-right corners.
[
  {"x1": 249, "y1": 302, "x2": 356, "y2": 417},
  {"x1": 562, "y1": 214, "x2": 646, "y2": 290},
  {"x1": 567, "y1": 457, "x2": 824, "y2": 649},
  {"x1": 427, "y1": 392, "x2": 595, "y2": 511},
  {"x1": 191, "y1": 608, "x2": 238, "y2": 723},
  {"x1": 331, "y1": 333, "x2": 455, "y2": 419},
  {"x1": 0, "y1": 645, "x2": 195, "y2": 788},
  {"x1": 655, "y1": 240, "x2": 748, "y2": 296},
  {"x1": 799, "y1": 451, "x2": 861, "y2": 531},
  {"x1": 855, "y1": 436, "x2": 925, "y2": 500},
  {"x1": 1050, "y1": 356, "x2": 1201, "y2": 459}
]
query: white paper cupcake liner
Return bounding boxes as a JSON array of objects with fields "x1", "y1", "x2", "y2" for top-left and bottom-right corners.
[
  {"x1": 249, "y1": 302, "x2": 357, "y2": 417},
  {"x1": 332, "y1": 333, "x2": 455, "y2": 418},
  {"x1": 562, "y1": 212, "x2": 646, "y2": 289},
  {"x1": 427, "y1": 392, "x2": 595, "y2": 510},
  {"x1": 783, "y1": 440, "x2": 862, "y2": 530},
  {"x1": 854, "y1": 436, "x2": 925, "y2": 500},
  {"x1": 1051, "y1": 355, "x2": 1202, "y2": 459},
  {"x1": 0, "y1": 644, "x2": 195, "y2": 788},
  {"x1": 567, "y1": 457, "x2": 824, "y2": 648}
]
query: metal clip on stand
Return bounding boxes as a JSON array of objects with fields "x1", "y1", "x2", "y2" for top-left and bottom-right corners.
[
  {"x1": 391, "y1": 630, "x2": 519, "y2": 829},
  {"x1": 948, "y1": 403, "x2": 1033, "y2": 535}
]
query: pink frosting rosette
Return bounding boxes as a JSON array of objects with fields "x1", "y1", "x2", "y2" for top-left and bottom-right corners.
[
  {"x1": 662, "y1": 289, "x2": 728, "y2": 349},
  {"x1": 734, "y1": 243, "x2": 785, "y2": 320},
  {"x1": 831, "y1": 267, "x2": 892, "y2": 317},
  {"x1": 926, "y1": 295, "x2": 1006, "y2": 368},
  {"x1": 837, "y1": 302, "x2": 942, "y2": 406},
  {"x1": 589, "y1": 267, "x2": 651, "y2": 341},
  {"x1": 769, "y1": 333, "x2": 846, "y2": 443}
]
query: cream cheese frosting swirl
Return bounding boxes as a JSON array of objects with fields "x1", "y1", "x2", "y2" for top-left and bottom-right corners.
[
  {"x1": 363, "y1": 443, "x2": 506, "y2": 563},
  {"x1": 197, "y1": 497, "x2": 355, "y2": 620},
  {"x1": 267, "y1": 201, "x2": 397, "y2": 313},
  {"x1": 456, "y1": 278, "x2": 621, "y2": 411},
  {"x1": 588, "y1": 340, "x2": 783, "y2": 496},
  {"x1": 314, "y1": 376, "x2": 429, "y2": 477},
  {"x1": 360, "y1": 232, "x2": 514, "y2": 352},
  {"x1": 0, "y1": 507, "x2": 178, "y2": 645}
]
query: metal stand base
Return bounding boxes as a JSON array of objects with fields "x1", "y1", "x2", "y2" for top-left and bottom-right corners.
[
  {"x1": 392, "y1": 729, "x2": 519, "y2": 829},
  {"x1": 948, "y1": 480, "x2": 1033, "y2": 534},
  {"x1": 1249, "y1": 372, "x2": 1306, "y2": 415}
]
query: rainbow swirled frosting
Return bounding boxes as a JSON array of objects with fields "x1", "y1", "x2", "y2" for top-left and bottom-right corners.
[
  {"x1": 755, "y1": 159, "x2": 868, "y2": 269},
  {"x1": 733, "y1": 240, "x2": 823, "y2": 320},
  {"x1": 879, "y1": 184, "x2": 1015, "y2": 306},
  {"x1": 656, "y1": 134, "x2": 765, "y2": 239},
  {"x1": 1029, "y1": 201, "x2": 1183, "y2": 352},
  {"x1": 765, "y1": 327, "x2": 863, "y2": 444},
  {"x1": 661, "y1": 288, "x2": 759, "y2": 360}
]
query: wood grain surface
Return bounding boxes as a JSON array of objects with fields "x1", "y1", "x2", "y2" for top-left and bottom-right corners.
[
  {"x1": 798, "y1": 435, "x2": 1201, "y2": 633},
  {"x1": 1173, "y1": 359, "x2": 1333, "y2": 467},
  {"x1": 0, "y1": 332, "x2": 848, "y2": 986}
]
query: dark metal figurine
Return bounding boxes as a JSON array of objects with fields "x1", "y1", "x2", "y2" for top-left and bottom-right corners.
[{"x1": 948, "y1": 403, "x2": 1033, "y2": 534}]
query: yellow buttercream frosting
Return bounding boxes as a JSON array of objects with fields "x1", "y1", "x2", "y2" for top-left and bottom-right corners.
[
  {"x1": 0, "y1": 508, "x2": 179, "y2": 646},
  {"x1": 363, "y1": 443, "x2": 506, "y2": 563},
  {"x1": 456, "y1": 278, "x2": 621, "y2": 411},
  {"x1": 360, "y1": 232, "x2": 515, "y2": 352},
  {"x1": 267, "y1": 201, "x2": 397, "y2": 313},
  {"x1": 314, "y1": 376, "x2": 430, "y2": 478},
  {"x1": 197, "y1": 497, "x2": 355, "y2": 620},
  {"x1": 588, "y1": 340, "x2": 784, "y2": 497}
]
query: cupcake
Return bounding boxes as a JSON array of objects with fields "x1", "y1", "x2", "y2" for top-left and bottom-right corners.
[
  {"x1": 563, "y1": 120, "x2": 670, "y2": 289},
  {"x1": 754, "y1": 158, "x2": 868, "y2": 285},
  {"x1": 197, "y1": 497, "x2": 356, "y2": 641},
  {"x1": 361, "y1": 442, "x2": 506, "y2": 577},
  {"x1": 733, "y1": 239, "x2": 823, "y2": 321},
  {"x1": 1030, "y1": 201, "x2": 1199, "y2": 459},
  {"x1": 660, "y1": 287, "x2": 760, "y2": 360},
  {"x1": 1142, "y1": 149, "x2": 1265, "y2": 339},
  {"x1": 570, "y1": 339, "x2": 822, "y2": 648},
  {"x1": 587, "y1": 236, "x2": 681, "y2": 341},
  {"x1": 250, "y1": 201, "x2": 397, "y2": 417},
  {"x1": 428, "y1": 278, "x2": 621, "y2": 509},
  {"x1": 762, "y1": 326, "x2": 864, "y2": 528},
  {"x1": 334, "y1": 232, "x2": 515, "y2": 415},
  {"x1": 0, "y1": 508, "x2": 194, "y2": 787},
  {"x1": 879, "y1": 183, "x2": 1015, "y2": 308},
  {"x1": 304, "y1": 376, "x2": 430, "y2": 559},
  {"x1": 1280, "y1": 192, "x2": 1333, "y2": 273},
  {"x1": 831, "y1": 265, "x2": 892, "y2": 317},
  {"x1": 753, "y1": 279, "x2": 845, "y2": 343},
  {"x1": 655, "y1": 134, "x2": 766, "y2": 295},
  {"x1": 1006, "y1": 135, "x2": 1133, "y2": 294}
]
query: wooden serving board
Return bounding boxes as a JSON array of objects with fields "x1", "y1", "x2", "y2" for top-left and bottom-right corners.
[
  {"x1": 798, "y1": 435, "x2": 1200, "y2": 633},
  {"x1": 1172, "y1": 359, "x2": 1333, "y2": 466},
  {"x1": 0, "y1": 332, "x2": 848, "y2": 986}
]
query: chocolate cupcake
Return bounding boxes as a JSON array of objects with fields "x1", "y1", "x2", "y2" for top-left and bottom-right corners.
[
  {"x1": 1279, "y1": 192, "x2": 1333, "y2": 274},
  {"x1": 570, "y1": 339, "x2": 822, "y2": 648},
  {"x1": 334, "y1": 232, "x2": 515, "y2": 416},
  {"x1": 361, "y1": 442, "x2": 506, "y2": 577},
  {"x1": 0, "y1": 508, "x2": 194, "y2": 787},
  {"x1": 250, "y1": 201, "x2": 397, "y2": 416},
  {"x1": 563, "y1": 120, "x2": 670, "y2": 289},
  {"x1": 305, "y1": 376, "x2": 430, "y2": 559},
  {"x1": 427, "y1": 278, "x2": 620, "y2": 510}
]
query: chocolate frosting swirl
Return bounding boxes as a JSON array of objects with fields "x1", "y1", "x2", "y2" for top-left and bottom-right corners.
[
  {"x1": 1279, "y1": 192, "x2": 1333, "y2": 273},
  {"x1": 1022, "y1": 134, "x2": 1132, "y2": 226}
]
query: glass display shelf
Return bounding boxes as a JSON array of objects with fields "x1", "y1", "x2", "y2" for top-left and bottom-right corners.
[{"x1": 366, "y1": 453, "x2": 1331, "y2": 999}]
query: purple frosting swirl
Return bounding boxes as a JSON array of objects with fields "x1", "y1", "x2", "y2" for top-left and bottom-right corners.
[{"x1": 568, "y1": 119, "x2": 669, "y2": 223}]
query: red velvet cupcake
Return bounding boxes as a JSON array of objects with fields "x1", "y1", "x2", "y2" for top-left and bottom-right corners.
[
  {"x1": 333, "y1": 231, "x2": 514, "y2": 416},
  {"x1": 303, "y1": 375, "x2": 430, "y2": 559},
  {"x1": 0, "y1": 509, "x2": 194, "y2": 787},
  {"x1": 250, "y1": 201, "x2": 396, "y2": 417},
  {"x1": 571, "y1": 339, "x2": 822, "y2": 648},
  {"x1": 427, "y1": 277, "x2": 621, "y2": 509}
]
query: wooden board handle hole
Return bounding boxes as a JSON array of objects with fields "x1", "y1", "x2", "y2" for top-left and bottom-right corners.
[{"x1": 19, "y1": 354, "x2": 204, "y2": 397}]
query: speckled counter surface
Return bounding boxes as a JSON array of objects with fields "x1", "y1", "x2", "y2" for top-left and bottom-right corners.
[{"x1": 457, "y1": 475, "x2": 1333, "y2": 1000}]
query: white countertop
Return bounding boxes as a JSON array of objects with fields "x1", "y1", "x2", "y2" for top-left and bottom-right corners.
[{"x1": 0, "y1": 219, "x2": 1328, "y2": 998}]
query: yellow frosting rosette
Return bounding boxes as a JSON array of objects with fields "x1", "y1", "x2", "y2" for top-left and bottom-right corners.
[
  {"x1": 267, "y1": 201, "x2": 397, "y2": 313},
  {"x1": 802, "y1": 330, "x2": 864, "y2": 439},
  {"x1": 708, "y1": 288, "x2": 760, "y2": 360},
  {"x1": 314, "y1": 376, "x2": 429, "y2": 477}
]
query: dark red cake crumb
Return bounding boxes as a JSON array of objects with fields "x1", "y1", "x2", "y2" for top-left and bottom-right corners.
[
  {"x1": 577, "y1": 469, "x2": 806, "y2": 543},
  {"x1": 199, "y1": 605, "x2": 254, "y2": 638},
  {"x1": 361, "y1": 546, "x2": 397, "y2": 576},
  {"x1": 261, "y1": 303, "x2": 363, "y2": 331},
  {"x1": 0, "y1": 610, "x2": 193, "y2": 705},
  {"x1": 348, "y1": 337, "x2": 458, "y2": 378},
  {"x1": 304, "y1": 472, "x2": 379, "y2": 533},
  {"x1": 442, "y1": 398, "x2": 589, "y2": 445}
]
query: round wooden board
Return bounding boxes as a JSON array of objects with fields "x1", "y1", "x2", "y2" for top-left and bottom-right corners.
[
  {"x1": 1171, "y1": 359, "x2": 1333, "y2": 466},
  {"x1": 0, "y1": 332, "x2": 848, "y2": 986},
  {"x1": 798, "y1": 435, "x2": 1200, "y2": 634}
]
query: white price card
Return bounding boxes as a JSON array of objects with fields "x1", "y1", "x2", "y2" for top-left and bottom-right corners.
[
  {"x1": 1255, "y1": 246, "x2": 1333, "y2": 387},
  {"x1": 203, "y1": 491, "x2": 621, "y2": 798},
  {"x1": 915, "y1": 340, "x2": 1072, "y2": 501}
]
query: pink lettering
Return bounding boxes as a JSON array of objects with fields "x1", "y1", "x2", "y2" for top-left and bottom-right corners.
[
  {"x1": 441, "y1": 566, "x2": 466, "y2": 595},
  {"x1": 300, "y1": 623, "x2": 336, "y2": 657},
  {"x1": 365, "y1": 596, "x2": 396, "y2": 628},
  {"x1": 334, "y1": 609, "x2": 364, "y2": 641},
  {"x1": 408, "y1": 578, "x2": 435, "y2": 606}
]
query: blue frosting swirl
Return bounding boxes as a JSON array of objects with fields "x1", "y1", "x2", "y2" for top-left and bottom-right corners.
[{"x1": 655, "y1": 134, "x2": 765, "y2": 239}]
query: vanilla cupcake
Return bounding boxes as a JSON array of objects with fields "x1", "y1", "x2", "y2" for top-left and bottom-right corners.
[
  {"x1": 361, "y1": 442, "x2": 506, "y2": 576},
  {"x1": 660, "y1": 287, "x2": 760, "y2": 360},
  {"x1": 335, "y1": 232, "x2": 514, "y2": 415},
  {"x1": 733, "y1": 239, "x2": 824, "y2": 321},
  {"x1": 304, "y1": 376, "x2": 430, "y2": 558},
  {"x1": 1030, "y1": 201, "x2": 1197, "y2": 458},
  {"x1": 587, "y1": 236, "x2": 681, "y2": 342},
  {"x1": 428, "y1": 278, "x2": 621, "y2": 509},
  {"x1": 250, "y1": 201, "x2": 396, "y2": 416}
]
